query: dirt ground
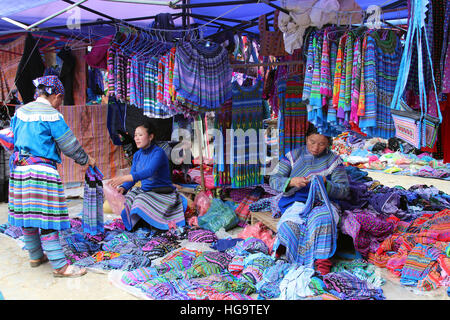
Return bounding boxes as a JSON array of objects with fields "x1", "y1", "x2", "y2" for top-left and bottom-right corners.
[{"x1": 0, "y1": 171, "x2": 449, "y2": 300}]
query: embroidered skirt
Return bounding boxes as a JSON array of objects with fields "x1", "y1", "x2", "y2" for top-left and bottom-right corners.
[
  {"x1": 8, "y1": 164, "x2": 70, "y2": 230},
  {"x1": 121, "y1": 187, "x2": 186, "y2": 231}
]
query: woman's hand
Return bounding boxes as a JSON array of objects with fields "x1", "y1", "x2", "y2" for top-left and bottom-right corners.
[
  {"x1": 109, "y1": 174, "x2": 133, "y2": 188},
  {"x1": 289, "y1": 177, "x2": 310, "y2": 189},
  {"x1": 117, "y1": 187, "x2": 126, "y2": 195},
  {"x1": 88, "y1": 155, "x2": 96, "y2": 167}
]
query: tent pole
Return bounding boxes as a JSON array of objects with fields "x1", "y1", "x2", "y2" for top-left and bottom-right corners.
[{"x1": 26, "y1": 0, "x2": 89, "y2": 30}]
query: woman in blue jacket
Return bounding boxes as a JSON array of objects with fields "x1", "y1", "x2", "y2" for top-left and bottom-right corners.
[
  {"x1": 109, "y1": 121, "x2": 186, "y2": 231},
  {"x1": 9, "y1": 75, "x2": 96, "y2": 277}
]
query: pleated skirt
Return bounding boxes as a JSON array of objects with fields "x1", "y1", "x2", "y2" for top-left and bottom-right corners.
[
  {"x1": 8, "y1": 164, "x2": 70, "y2": 230},
  {"x1": 121, "y1": 187, "x2": 186, "y2": 231}
]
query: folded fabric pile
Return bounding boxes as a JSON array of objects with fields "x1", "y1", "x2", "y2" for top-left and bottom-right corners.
[
  {"x1": 369, "y1": 208, "x2": 450, "y2": 292},
  {"x1": 332, "y1": 132, "x2": 450, "y2": 180}
]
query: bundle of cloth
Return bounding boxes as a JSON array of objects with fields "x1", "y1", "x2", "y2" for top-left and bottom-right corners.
[{"x1": 332, "y1": 132, "x2": 450, "y2": 180}]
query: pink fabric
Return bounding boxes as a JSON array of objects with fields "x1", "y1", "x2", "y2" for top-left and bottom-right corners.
[{"x1": 84, "y1": 35, "x2": 113, "y2": 69}]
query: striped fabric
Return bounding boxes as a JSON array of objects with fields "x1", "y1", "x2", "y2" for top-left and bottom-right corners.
[
  {"x1": 82, "y1": 166, "x2": 104, "y2": 235},
  {"x1": 8, "y1": 163, "x2": 70, "y2": 230},
  {"x1": 276, "y1": 177, "x2": 339, "y2": 268},
  {"x1": 121, "y1": 187, "x2": 185, "y2": 231},
  {"x1": 173, "y1": 40, "x2": 232, "y2": 112},
  {"x1": 22, "y1": 227, "x2": 44, "y2": 260},
  {"x1": 234, "y1": 186, "x2": 264, "y2": 225},
  {"x1": 371, "y1": 208, "x2": 450, "y2": 291},
  {"x1": 350, "y1": 36, "x2": 362, "y2": 124},
  {"x1": 55, "y1": 104, "x2": 128, "y2": 184},
  {"x1": 320, "y1": 29, "x2": 333, "y2": 98},
  {"x1": 213, "y1": 99, "x2": 232, "y2": 187},
  {"x1": 40, "y1": 231, "x2": 67, "y2": 269},
  {"x1": 230, "y1": 80, "x2": 264, "y2": 188},
  {"x1": 278, "y1": 76, "x2": 307, "y2": 159},
  {"x1": 359, "y1": 30, "x2": 402, "y2": 138},
  {"x1": 302, "y1": 33, "x2": 315, "y2": 101}
]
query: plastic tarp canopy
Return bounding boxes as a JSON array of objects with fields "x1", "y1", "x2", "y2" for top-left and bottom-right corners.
[{"x1": 0, "y1": 0, "x2": 408, "y2": 38}]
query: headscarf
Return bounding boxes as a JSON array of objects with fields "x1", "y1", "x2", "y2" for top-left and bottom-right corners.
[{"x1": 33, "y1": 75, "x2": 65, "y2": 99}]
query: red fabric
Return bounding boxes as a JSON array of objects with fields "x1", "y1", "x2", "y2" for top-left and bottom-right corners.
[{"x1": 315, "y1": 258, "x2": 333, "y2": 275}]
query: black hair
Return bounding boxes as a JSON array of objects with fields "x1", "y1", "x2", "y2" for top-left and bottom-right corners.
[
  {"x1": 35, "y1": 84, "x2": 51, "y2": 98},
  {"x1": 306, "y1": 122, "x2": 333, "y2": 146},
  {"x1": 137, "y1": 121, "x2": 157, "y2": 139}
]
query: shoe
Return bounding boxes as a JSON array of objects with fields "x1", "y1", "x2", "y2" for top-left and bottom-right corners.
[
  {"x1": 53, "y1": 264, "x2": 87, "y2": 278},
  {"x1": 30, "y1": 255, "x2": 49, "y2": 268}
]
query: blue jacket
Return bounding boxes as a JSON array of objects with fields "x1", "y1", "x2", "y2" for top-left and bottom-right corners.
[{"x1": 121, "y1": 143, "x2": 173, "y2": 192}]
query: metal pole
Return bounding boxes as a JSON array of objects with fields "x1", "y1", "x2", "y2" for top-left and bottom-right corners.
[{"x1": 27, "y1": 0, "x2": 89, "y2": 30}]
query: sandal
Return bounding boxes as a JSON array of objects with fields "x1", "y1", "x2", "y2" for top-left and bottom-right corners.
[
  {"x1": 30, "y1": 255, "x2": 49, "y2": 268},
  {"x1": 53, "y1": 264, "x2": 87, "y2": 278}
]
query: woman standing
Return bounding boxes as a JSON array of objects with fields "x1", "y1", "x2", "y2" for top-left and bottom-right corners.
[
  {"x1": 109, "y1": 121, "x2": 186, "y2": 231},
  {"x1": 269, "y1": 123, "x2": 350, "y2": 273},
  {"x1": 8, "y1": 75, "x2": 96, "y2": 277}
]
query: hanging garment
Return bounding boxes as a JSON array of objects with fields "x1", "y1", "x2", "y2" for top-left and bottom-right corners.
[
  {"x1": 390, "y1": 0, "x2": 442, "y2": 149},
  {"x1": 278, "y1": 75, "x2": 307, "y2": 158},
  {"x1": 359, "y1": 29, "x2": 403, "y2": 139},
  {"x1": 82, "y1": 166, "x2": 104, "y2": 235},
  {"x1": 258, "y1": 10, "x2": 287, "y2": 57},
  {"x1": 85, "y1": 35, "x2": 113, "y2": 70},
  {"x1": 15, "y1": 33, "x2": 45, "y2": 104},
  {"x1": 230, "y1": 80, "x2": 265, "y2": 188},
  {"x1": 173, "y1": 40, "x2": 232, "y2": 112},
  {"x1": 213, "y1": 99, "x2": 232, "y2": 187},
  {"x1": 57, "y1": 47, "x2": 76, "y2": 105}
]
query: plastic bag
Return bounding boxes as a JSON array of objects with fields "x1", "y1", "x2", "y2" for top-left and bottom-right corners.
[
  {"x1": 103, "y1": 179, "x2": 126, "y2": 215},
  {"x1": 198, "y1": 198, "x2": 239, "y2": 233},
  {"x1": 194, "y1": 190, "x2": 213, "y2": 216},
  {"x1": 237, "y1": 222, "x2": 276, "y2": 253}
]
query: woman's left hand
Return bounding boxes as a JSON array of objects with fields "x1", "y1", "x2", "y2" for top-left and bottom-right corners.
[{"x1": 109, "y1": 175, "x2": 133, "y2": 188}]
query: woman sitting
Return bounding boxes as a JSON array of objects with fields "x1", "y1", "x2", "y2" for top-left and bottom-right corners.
[
  {"x1": 109, "y1": 122, "x2": 187, "y2": 231},
  {"x1": 269, "y1": 123, "x2": 350, "y2": 273}
]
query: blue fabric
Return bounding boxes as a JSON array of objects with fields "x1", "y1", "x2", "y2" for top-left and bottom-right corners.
[
  {"x1": 121, "y1": 143, "x2": 173, "y2": 192},
  {"x1": 11, "y1": 102, "x2": 77, "y2": 163},
  {"x1": 22, "y1": 227, "x2": 44, "y2": 260},
  {"x1": 278, "y1": 185, "x2": 311, "y2": 214},
  {"x1": 107, "y1": 95, "x2": 126, "y2": 146}
]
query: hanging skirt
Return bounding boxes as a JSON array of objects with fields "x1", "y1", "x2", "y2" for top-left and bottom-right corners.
[
  {"x1": 8, "y1": 164, "x2": 70, "y2": 230},
  {"x1": 121, "y1": 187, "x2": 186, "y2": 231}
]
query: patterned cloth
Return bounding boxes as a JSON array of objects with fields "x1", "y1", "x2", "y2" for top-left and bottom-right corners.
[
  {"x1": 173, "y1": 40, "x2": 232, "y2": 112},
  {"x1": 121, "y1": 187, "x2": 185, "y2": 231},
  {"x1": 230, "y1": 80, "x2": 265, "y2": 188},
  {"x1": 340, "y1": 209, "x2": 395, "y2": 258},
  {"x1": 82, "y1": 166, "x2": 104, "y2": 235},
  {"x1": 8, "y1": 158, "x2": 70, "y2": 230},
  {"x1": 370, "y1": 208, "x2": 450, "y2": 291}
]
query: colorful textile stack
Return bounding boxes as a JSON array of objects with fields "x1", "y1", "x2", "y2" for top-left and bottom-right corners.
[{"x1": 369, "y1": 208, "x2": 450, "y2": 291}]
